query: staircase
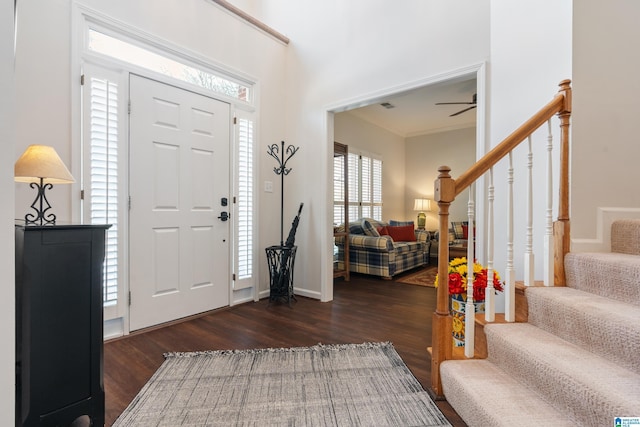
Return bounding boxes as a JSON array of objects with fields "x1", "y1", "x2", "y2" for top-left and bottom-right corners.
[{"x1": 440, "y1": 219, "x2": 640, "y2": 426}]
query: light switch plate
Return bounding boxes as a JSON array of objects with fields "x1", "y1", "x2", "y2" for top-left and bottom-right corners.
[{"x1": 264, "y1": 181, "x2": 273, "y2": 192}]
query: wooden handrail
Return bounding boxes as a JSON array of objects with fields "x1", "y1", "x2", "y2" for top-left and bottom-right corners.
[
  {"x1": 430, "y1": 80, "x2": 572, "y2": 397},
  {"x1": 210, "y1": 0, "x2": 290, "y2": 45},
  {"x1": 455, "y1": 80, "x2": 571, "y2": 196}
]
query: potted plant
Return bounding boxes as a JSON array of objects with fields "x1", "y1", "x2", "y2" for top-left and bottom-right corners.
[{"x1": 435, "y1": 257, "x2": 504, "y2": 346}]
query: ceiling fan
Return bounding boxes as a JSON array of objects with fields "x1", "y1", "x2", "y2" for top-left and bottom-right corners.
[{"x1": 436, "y1": 93, "x2": 477, "y2": 117}]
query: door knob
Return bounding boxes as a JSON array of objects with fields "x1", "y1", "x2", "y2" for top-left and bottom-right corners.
[{"x1": 218, "y1": 212, "x2": 229, "y2": 221}]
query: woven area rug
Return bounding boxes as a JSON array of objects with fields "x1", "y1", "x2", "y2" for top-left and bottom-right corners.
[
  {"x1": 113, "y1": 342, "x2": 451, "y2": 426},
  {"x1": 394, "y1": 266, "x2": 437, "y2": 287}
]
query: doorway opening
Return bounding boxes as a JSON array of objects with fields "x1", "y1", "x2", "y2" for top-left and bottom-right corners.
[{"x1": 324, "y1": 64, "x2": 486, "y2": 302}]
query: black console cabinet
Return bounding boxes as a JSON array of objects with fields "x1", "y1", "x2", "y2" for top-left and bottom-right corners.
[{"x1": 15, "y1": 224, "x2": 110, "y2": 427}]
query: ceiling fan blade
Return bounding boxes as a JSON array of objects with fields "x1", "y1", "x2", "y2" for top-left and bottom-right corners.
[
  {"x1": 436, "y1": 102, "x2": 474, "y2": 105},
  {"x1": 449, "y1": 105, "x2": 477, "y2": 117}
]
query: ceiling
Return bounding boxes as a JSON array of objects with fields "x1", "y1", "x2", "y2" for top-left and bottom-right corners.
[{"x1": 343, "y1": 77, "x2": 477, "y2": 138}]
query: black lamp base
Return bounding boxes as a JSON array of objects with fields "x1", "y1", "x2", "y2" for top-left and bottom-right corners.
[{"x1": 25, "y1": 178, "x2": 57, "y2": 226}]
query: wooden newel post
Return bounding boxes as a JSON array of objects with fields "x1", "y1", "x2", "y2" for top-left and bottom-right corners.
[
  {"x1": 431, "y1": 166, "x2": 455, "y2": 398},
  {"x1": 554, "y1": 79, "x2": 572, "y2": 286}
]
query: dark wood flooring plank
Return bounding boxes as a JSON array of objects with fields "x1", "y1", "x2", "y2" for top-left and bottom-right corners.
[{"x1": 104, "y1": 273, "x2": 466, "y2": 426}]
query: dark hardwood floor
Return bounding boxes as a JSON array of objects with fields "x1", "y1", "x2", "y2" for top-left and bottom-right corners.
[{"x1": 104, "y1": 270, "x2": 467, "y2": 426}]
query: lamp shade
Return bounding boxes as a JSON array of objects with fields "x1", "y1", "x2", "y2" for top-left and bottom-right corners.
[
  {"x1": 413, "y1": 198, "x2": 431, "y2": 212},
  {"x1": 15, "y1": 145, "x2": 75, "y2": 184}
]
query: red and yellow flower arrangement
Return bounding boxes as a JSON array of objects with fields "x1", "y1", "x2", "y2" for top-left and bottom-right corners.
[{"x1": 434, "y1": 257, "x2": 504, "y2": 302}]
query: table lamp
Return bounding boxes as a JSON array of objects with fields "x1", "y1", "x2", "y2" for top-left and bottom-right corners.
[
  {"x1": 413, "y1": 198, "x2": 431, "y2": 230},
  {"x1": 15, "y1": 144, "x2": 75, "y2": 225}
]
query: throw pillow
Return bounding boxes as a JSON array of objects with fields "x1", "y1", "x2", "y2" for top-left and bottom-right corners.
[
  {"x1": 451, "y1": 221, "x2": 468, "y2": 240},
  {"x1": 462, "y1": 224, "x2": 476, "y2": 240},
  {"x1": 389, "y1": 219, "x2": 415, "y2": 227},
  {"x1": 377, "y1": 225, "x2": 390, "y2": 236},
  {"x1": 387, "y1": 225, "x2": 416, "y2": 242},
  {"x1": 348, "y1": 222, "x2": 365, "y2": 235},
  {"x1": 361, "y1": 219, "x2": 380, "y2": 237}
]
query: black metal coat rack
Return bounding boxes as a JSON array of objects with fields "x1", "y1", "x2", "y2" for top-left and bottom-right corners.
[{"x1": 267, "y1": 140, "x2": 300, "y2": 246}]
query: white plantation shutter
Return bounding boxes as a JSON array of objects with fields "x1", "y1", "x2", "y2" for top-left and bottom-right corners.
[
  {"x1": 347, "y1": 152, "x2": 360, "y2": 222},
  {"x1": 346, "y1": 150, "x2": 382, "y2": 221},
  {"x1": 333, "y1": 154, "x2": 346, "y2": 225},
  {"x1": 87, "y1": 73, "x2": 120, "y2": 309},
  {"x1": 234, "y1": 115, "x2": 255, "y2": 290},
  {"x1": 371, "y1": 157, "x2": 383, "y2": 219},
  {"x1": 360, "y1": 155, "x2": 372, "y2": 218}
]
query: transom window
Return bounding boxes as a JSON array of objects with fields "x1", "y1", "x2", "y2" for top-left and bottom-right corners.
[{"x1": 88, "y1": 29, "x2": 251, "y2": 102}]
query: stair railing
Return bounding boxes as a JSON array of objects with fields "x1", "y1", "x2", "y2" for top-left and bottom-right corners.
[{"x1": 430, "y1": 80, "x2": 571, "y2": 397}]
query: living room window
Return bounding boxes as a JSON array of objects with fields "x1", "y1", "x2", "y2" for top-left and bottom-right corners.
[{"x1": 345, "y1": 150, "x2": 383, "y2": 222}]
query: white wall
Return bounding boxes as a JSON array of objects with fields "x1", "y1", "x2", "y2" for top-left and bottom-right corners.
[
  {"x1": 256, "y1": 0, "x2": 491, "y2": 300},
  {"x1": 334, "y1": 112, "x2": 406, "y2": 221},
  {"x1": 15, "y1": 0, "x2": 288, "y2": 301},
  {"x1": 571, "y1": 0, "x2": 640, "y2": 240},
  {"x1": 0, "y1": 0, "x2": 15, "y2": 422},
  {"x1": 14, "y1": 0, "x2": 74, "y2": 222},
  {"x1": 405, "y1": 127, "x2": 476, "y2": 230},
  {"x1": 489, "y1": 0, "x2": 572, "y2": 288}
]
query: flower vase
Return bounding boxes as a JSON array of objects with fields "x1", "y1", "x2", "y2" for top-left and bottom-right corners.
[{"x1": 451, "y1": 293, "x2": 485, "y2": 347}]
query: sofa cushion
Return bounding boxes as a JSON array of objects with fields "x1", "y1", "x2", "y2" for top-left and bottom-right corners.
[
  {"x1": 389, "y1": 219, "x2": 415, "y2": 227},
  {"x1": 394, "y1": 241, "x2": 424, "y2": 254},
  {"x1": 387, "y1": 225, "x2": 416, "y2": 242},
  {"x1": 361, "y1": 219, "x2": 381, "y2": 237},
  {"x1": 451, "y1": 221, "x2": 468, "y2": 240},
  {"x1": 348, "y1": 222, "x2": 365, "y2": 235},
  {"x1": 349, "y1": 235, "x2": 394, "y2": 252},
  {"x1": 377, "y1": 225, "x2": 390, "y2": 236}
]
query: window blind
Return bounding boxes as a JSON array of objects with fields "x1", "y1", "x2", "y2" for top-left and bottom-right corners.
[
  {"x1": 89, "y1": 77, "x2": 119, "y2": 305},
  {"x1": 343, "y1": 151, "x2": 382, "y2": 222},
  {"x1": 236, "y1": 118, "x2": 253, "y2": 280}
]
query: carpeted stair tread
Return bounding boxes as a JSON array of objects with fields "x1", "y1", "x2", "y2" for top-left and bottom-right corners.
[
  {"x1": 565, "y1": 252, "x2": 640, "y2": 304},
  {"x1": 526, "y1": 286, "x2": 640, "y2": 374},
  {"x1": 485, "y1": 323, "x2": 640, "y2": 426},
  {"x1": 440, "y1": 359, "x2": 572, "y2": 427},
  {"x1": 612, "y1": 219, "x2": 640, "y2": 255}
]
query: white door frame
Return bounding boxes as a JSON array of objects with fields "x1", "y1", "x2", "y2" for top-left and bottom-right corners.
[
  {"x1": 322, "y1": 63, "x2": 487, "y2": 302},
  {"x1": 72, "y1": 6, "x2": 259, "y2": 337}
]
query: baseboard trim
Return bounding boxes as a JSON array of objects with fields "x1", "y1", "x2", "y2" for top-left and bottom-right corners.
[
  {"x1": 572, "y1": 207, "x2": 640, "y2": 253},
  {"x1": 257, "y1": 287, "x2": 322, "y2": 301}
]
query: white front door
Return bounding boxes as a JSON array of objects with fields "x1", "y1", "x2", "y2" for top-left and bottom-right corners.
[{"x1": 129, "y1": 75, "x2": 231, "y2": 331}]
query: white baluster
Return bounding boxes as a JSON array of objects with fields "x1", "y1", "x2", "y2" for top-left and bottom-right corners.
[
  {"x1": 524, "y1": 136, "x2": 535, "y2": 286},
  {"x1": 465, "y1": 184, "x2": 475, "y2": 358},
  {"x1": 466, "y1": 183, "x2": 475, "y2": 263},
  {"x1": 485, "y1": 168, "x2": 495, "y2": 322},
  {"x1": 544, "y1": 119, "x2": 555, "y2": 286},
  {"x1": 505, "y1": 152, "x2": 516, "y2": 322}
]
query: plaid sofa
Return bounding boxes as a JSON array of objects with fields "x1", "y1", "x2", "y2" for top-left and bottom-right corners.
[
  {"x1": 334, "y1": 218, "x2": 430, "y2": 279},
  {"x1": 428, "y1": 220, "x2": 471, "y2": 261}
]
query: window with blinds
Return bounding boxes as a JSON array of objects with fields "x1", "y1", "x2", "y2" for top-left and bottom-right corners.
[
  {"x1": 344, "y1": 151, "x2": 383, "y2": 222},
  {"x1": 88, "y1": 76, "x2": 120, "y2": 306},
  {"x1": 333, "y1": 154, "x2": 346, "y2": 226},
  {"x1": 236, "y1": 117, "x2": 254, "y2": 282}
]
